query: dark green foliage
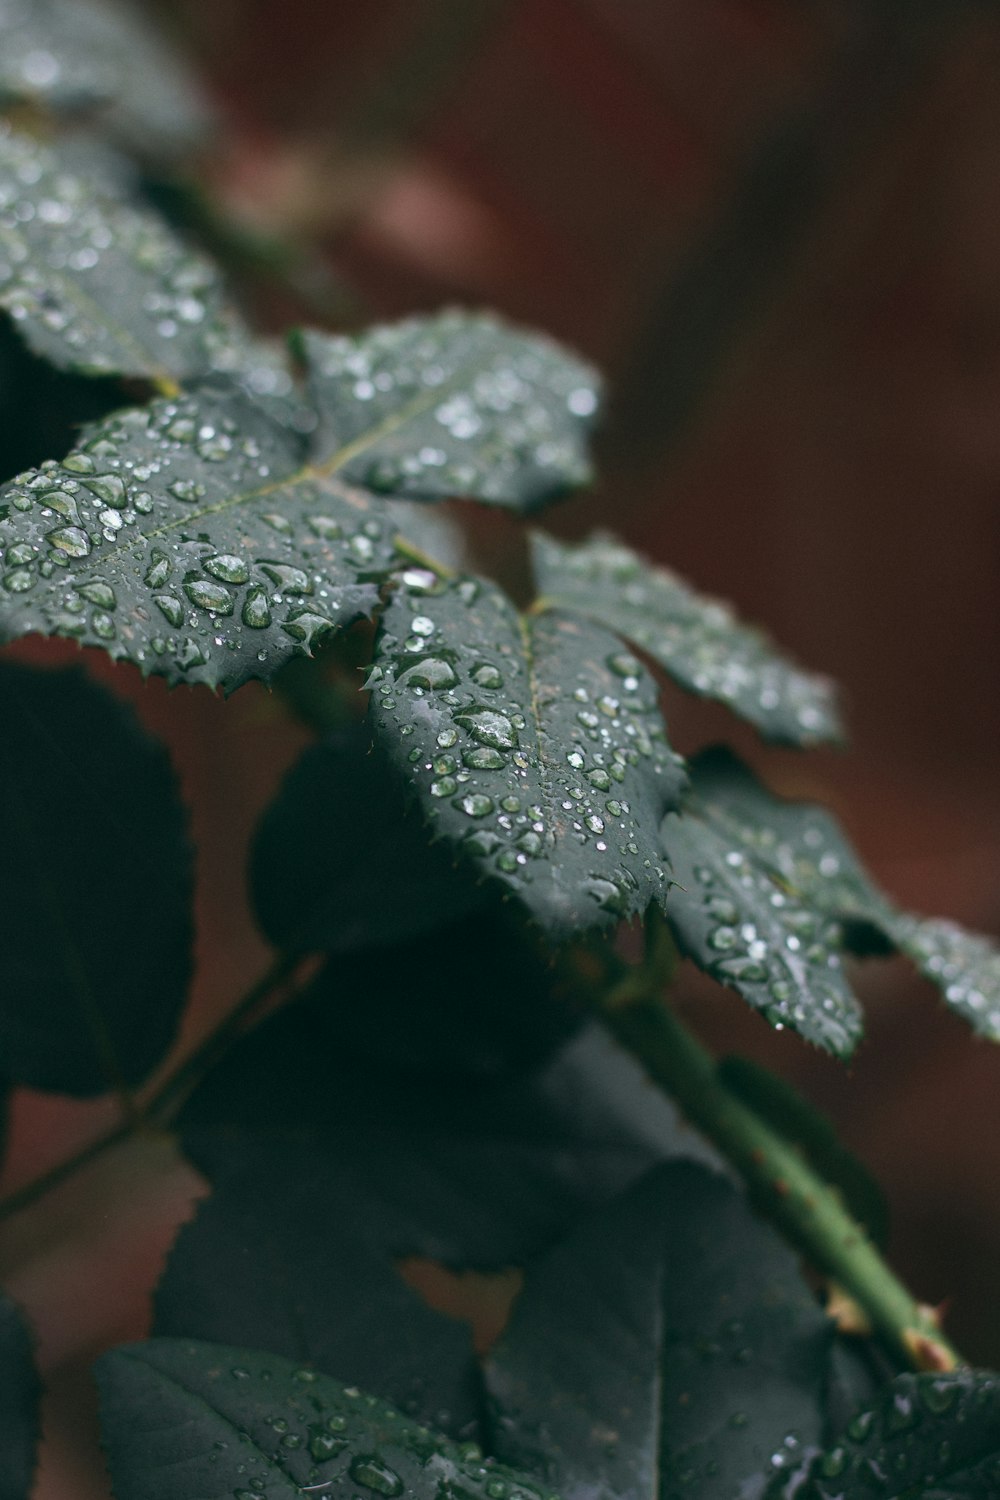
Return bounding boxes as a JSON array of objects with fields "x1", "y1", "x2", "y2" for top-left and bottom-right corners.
[
  {"x1": 763, "y1": 1370, "x2": 1000, "y2": 1498},
  {"x1": 154, "y1": 1133, "x2": 482, "y2": 1436},
  {"x1": 0, "y1": 1291, "x2": 39, "y2": 1500},
  {"x1": 486, "y1": 1162, "x2": 832, "y2": 1500},
  {"x1": 660, "y1": 802, "x2": 862, "y2": 1056},
  {"x1": 0, "y1": 661, "x2": 192, "y2": 1093},
  {"x1": 689, "y1": 748, "x2": 1000, "y2": 1039},
  {"x1": 531, "y1": 531, "x2": 841, "y2": 746},
  {"x1": 0, "y1": 0, "x2": 211, "y2": 161},
  {"x1": 97, "y1": 1339, "x2": 557, "y2": 1500},
  {"x1": 371, "y1": 572, "x2": 686, "y2": 935},
  {"x1": 251, "y1": 723, "x2": 484, "y2": 955}
]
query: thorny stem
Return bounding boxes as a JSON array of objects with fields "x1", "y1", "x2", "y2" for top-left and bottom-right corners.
[
  {"x1": 0, "y1": 952, "x2": 301, "y2": 1224},
  {"x1": 600, "y1": 913, "x2": 962, "y2": 1374}
]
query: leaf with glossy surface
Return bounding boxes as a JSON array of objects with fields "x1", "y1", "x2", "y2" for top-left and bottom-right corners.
[
  {"x1": 763, "y1": 1370, "x2": 1000, "y2": 1498},
  {"x1": 0, "y1": 124, "x2": 237, "y2": 379},
  {"x1": 0, "y1": 1291, "x2": 39, "y2": 1500},
  {"x1": 301, "y1": 311, "x2": 600, "y2": 512},
  {"x1": 0, "y1": 661, "x2": 192, "y2": 1094},
  {"x1": 531, "y1": 531, "x2": 842, "y2": 745},
  {"x1": 661, "y1": 804, "x2": 862, "y2": 1056},
  {"x1": 99, "y1": 1338, "x2": 558, "y2": 1500},
  {"x1": 371, "y1": 572, "x2": 686, "y2": 935},
  {"x1": 486, "y1": 1161, "x2": 832, "y2": 1500},
  {"x1": 251, "y1": 723, "x2": 484, "y2": 955},
  {"x1": 0, "y1": 0, "x2": 212, "y2": 161},
  {"x1": 691, "y1": 748, "x2": 1000, "y2": 1040},
  {"x1": 154, "y1": 1133, "x2": 482, "y2": 1436},
  {"x1": 0, "y1": 387, "x2": 393, "y2": 691}
]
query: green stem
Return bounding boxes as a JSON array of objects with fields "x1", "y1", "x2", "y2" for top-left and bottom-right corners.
[
  {"x1": 600, "y1": 973, "x2": 961, "y2": 1374},
  {"x1": 0, "y1": 953, "x2": 301, "y2": 1223}
]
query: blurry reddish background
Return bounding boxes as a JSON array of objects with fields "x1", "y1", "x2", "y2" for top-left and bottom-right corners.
[{"x1": 3, "y1": 3, "x2": 999, "y2": 1494}]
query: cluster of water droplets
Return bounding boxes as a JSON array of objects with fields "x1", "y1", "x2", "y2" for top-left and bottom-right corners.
[
  {"x1": 532, "y1": 532, "x2": 841, "y2": 745},
  {"x1": 0, "y1": 122, "x2": 238, "y2": 377},
  {"x1": 895, "y1": 915, "x2": 1000, "y2": 1041},
  {"x1": 303, "y1": 312, "x2": 600, "y2": 510},
  {"x1": 371, "y1": 574, "x2": 684, "y2": 929},
  {"x1": 0, "y1": 389, "x2": 398, "y2": 687},
  {"x1": 186, "y1": 1355, "x2": 558, "y2": 1500},
  {"x1": 662, "y1": 811, "x2": 860, "y2": 1055}
]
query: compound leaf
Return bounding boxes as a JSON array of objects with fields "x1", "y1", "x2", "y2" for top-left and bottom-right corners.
[
  {"x1": 98, "y1": 1339, "x2": 555, "y2": 1500},
  {"x1": 0, "y1": 125, "x2": 237, "y2": 380},
  {"x1": 661, "y1": 802, "x2": 862, "y2": 1056},
  {"x1": 0, "y1": 0, "x2": 212, "y2": 162},
  {"x1": 691, "y1": 748, "x2": 1000, "y2": 1041},
  {"x1": 154, "y1": 1133, "x2": 481, "y2": 1436},
  {"x1": 0, "y1": 1291, "x2": 39, "y2": 1500},
  {"x1": 0, "y1": 661, "x2": 192, "y2": 1094},
  {"x1": 250, "y1": 723, "x2": 484, "y2": 955},
  {"x1": 486, "y1": 1161, "x2": 832, "y2": 1500},
  {"x1": 531, "y1": 531, "x2": 841, "y2": 745},
  {"x1": 370, "y1": 572, "x2": 686, "y2": 936},
  {"x1": 763, "y1": 1370, "x2": 1000, "y2": 1498},
  {"x1": 301, "y1": 312, "x2": 600, "y2": 513}
]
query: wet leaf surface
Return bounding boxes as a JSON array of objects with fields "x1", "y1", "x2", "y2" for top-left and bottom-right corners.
[
  {"x1": 0, "y1": 661, "x2": 192, "y2": 1093},
  {"x1": 98, "y1": 1338, "x2": 559, "y2": 1500},
  {"x1": 531, "y1": 532, "x2": 842, "y2": 745},
  {"x1": 0, "y1": 125, "x2": 236, "y2": 379},
  {"x1": 486, "y1": 1161, "x2": 832, "y2": 1500},
  {"x1": 371, "y1": 572, "x2": 686, "y2": 935},
  {"x1": 302, "y1": 313, "x2": 599, "y2": 513},
  {"x1": 690, "y1": 748, "x2": 1000, "y2": 1041},
  {"x1": 0, "y1": 1291, "x2": 38, "y2": 1500}
]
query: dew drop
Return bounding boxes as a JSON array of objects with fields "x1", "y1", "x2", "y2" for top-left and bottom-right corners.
[{"x1": 185, "y1": 577, "x2": 235, "y2": 615}]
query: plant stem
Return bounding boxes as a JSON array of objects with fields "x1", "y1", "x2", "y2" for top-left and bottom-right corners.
[
  {"x1": 0, "y1": 952, "x2": 301, "y2": 1223},
  {"x1": 600, "y1": 975, "x2": 962, "y2": 1373}
]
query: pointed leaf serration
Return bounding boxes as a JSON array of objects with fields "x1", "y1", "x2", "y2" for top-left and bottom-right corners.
[
  {"x1": 370, "y1": 572, "x2": 686, "y2": 936},
  {"x1": 532, "y1": 531, "x2": 842, "y2": 746}
]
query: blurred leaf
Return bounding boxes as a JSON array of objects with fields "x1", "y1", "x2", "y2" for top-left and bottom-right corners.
[
  {"x1": 250, "y1": 723, "x2": 484, "y2": 955},
  {"x1": 532, "y1": 531, "x2": 841, "y2": 746},
  {"x1": 98, "y1": 1339, "x2": 551, "y2": 1500},
  {"x1": 691, "y1": 748, "x2": 1000, "y2": 1040},
  {"x1": 660, "y1": 804, "x2": 862, "y2": 1056},
  {"x1": 717, "y1": 1056, "x2": 889, "y2": 1247},
  {"x1": 486, "y1": 1161, "x2": 832, "y2": 1500},
  {"x1": 300, "y1": 312, "x2": 599, "y2": 513},
  {"x1": 154, "y1": 1133, "x2": 482, "y2": 1437},
  {"x1": 763, "y1": 1370, "x2": 1000, "y2": 1498},
  {"x1": 0, "y1": 1290, "x2": 39, "y2": 1500},
  {"x1": 0, "y1": 125, "x2": 237, "y2": 380},
  {"x1": 371, "y1": 572, "x2": 686, "y2": 936},
  {"x1": 0, "y1": 0, "x2": 212, "y2": 161},
  {"x1": 0, "y1": 661, "x2": 192, "y2": 1094}
]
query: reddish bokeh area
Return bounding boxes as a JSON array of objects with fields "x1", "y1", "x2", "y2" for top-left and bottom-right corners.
[{"x1": 3, "y1": 3, "x2": 1000, "y2": 1495}]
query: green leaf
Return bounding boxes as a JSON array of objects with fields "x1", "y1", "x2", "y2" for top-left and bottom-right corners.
[
  {"x1": 370, "y1": 572, "x2": 687, "y2": 935},
  {"x1": 0, "y1": 1291, "x2": 39, "y2": 1500},
  {"x1": 0, "y1": 0, "x2": 212, "y2": 162},
  {"x1": 154, "y1": 1134, "x2": 482, "y2": 1436},
  {"x1": 717, "y1": 1056, "x2": 889, "y2": 1246},
  {"x1": 660, "y1": 804, "x2": 862, "y2": 1056},
  {"x1": 0, "y1": 661, "x2": 193, "y2": 1094},
  {"x1": 690, "y1": 748, "x2": 1000, "y2": 1040},
  {"x1": 251, "y1": 724, "x2": 484, "y2": 955},
  {"x1": 98, "y1": 1338, "x2": 559, "y2": 1500},
  {"x1": 763, "y1": 1370, "x2": 1000, "y2": 1498},
  {"x1": 0, "y1": 387, "x2": 392, "y2": 691},
  {"x1": 531, "y1": 531, "x2": 842, "y2": 745},
  {"x1": 485, "y1": 1161, "x2": 832, "y2": 1500},
  {"x1": 300, "y1": 312, "x2": 600, "y2": 513},
  {"x1": 0, "y1": 124, "x2": 240, "y2": 380}
]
